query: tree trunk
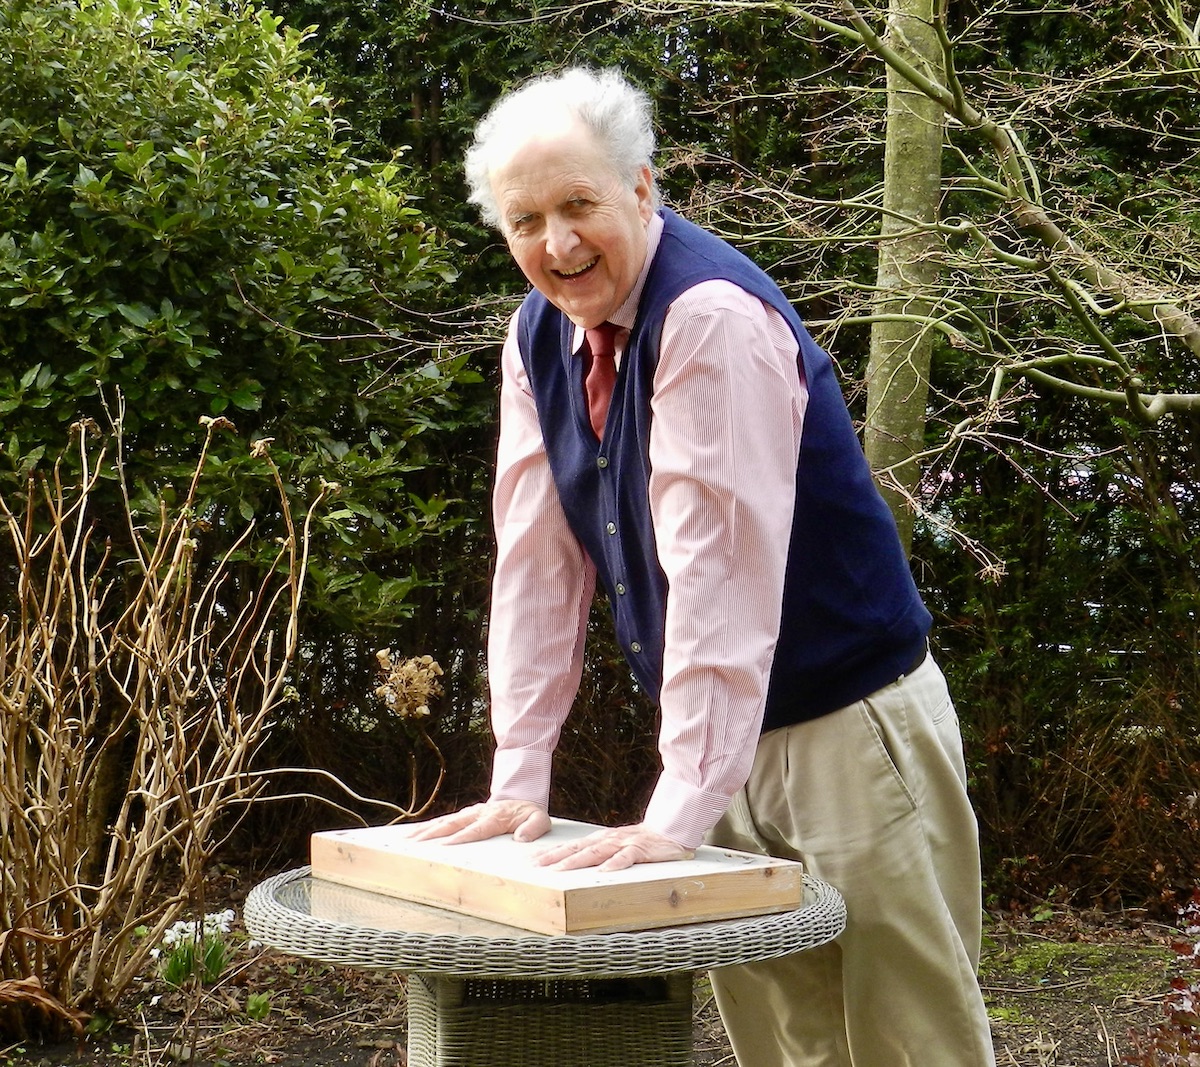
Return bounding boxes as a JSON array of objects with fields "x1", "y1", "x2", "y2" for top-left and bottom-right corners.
[{"x1": 864, "y1": 0, "x2": 944, "y2": 554}]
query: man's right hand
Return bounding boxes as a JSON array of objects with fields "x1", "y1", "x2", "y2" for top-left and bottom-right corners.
[{"x1": 401, "y1": 799, "x2": 551, "y2": 845}]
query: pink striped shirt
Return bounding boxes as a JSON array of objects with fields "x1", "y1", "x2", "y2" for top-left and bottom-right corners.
[{"x1": 487, "y1": 213, "x2": 809, "y2": 848}]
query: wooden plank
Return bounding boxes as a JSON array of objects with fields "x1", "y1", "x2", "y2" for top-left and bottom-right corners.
[
  {"x1": 310, "y1": 818, "x2": 804, "y2": 935},
  {"x1": 306, "y1": 877, "x2": 560, "y2": 939}
]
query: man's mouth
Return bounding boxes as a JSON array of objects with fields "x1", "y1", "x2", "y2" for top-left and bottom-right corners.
[{"x1": 555, "y1": 257, "x2": 598, "y2": 279}]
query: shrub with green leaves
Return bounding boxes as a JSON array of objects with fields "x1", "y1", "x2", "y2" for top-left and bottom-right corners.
[
  {"x1": 0, "y1": 0, "x2": 485, "y2": 633},
  {"x1": 0, "y1": 0, "x2": 489, "y2": 875}
]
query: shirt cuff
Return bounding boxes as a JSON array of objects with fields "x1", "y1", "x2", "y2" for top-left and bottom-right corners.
[
  {"x1": 642, "y1": 775, "x2": 735, "y2": 850},
  {"x1": 489, "y1": 748, "x2": 553, "y2": 810}
]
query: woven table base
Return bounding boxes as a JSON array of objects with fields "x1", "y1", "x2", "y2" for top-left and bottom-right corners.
[{"x1": 407, "y1": 972, "x2": 694, "y2": 1067}]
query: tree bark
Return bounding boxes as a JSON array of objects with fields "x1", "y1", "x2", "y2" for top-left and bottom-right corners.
[{"x1": 864, "y1": 0, "x2": 944, "y2": 554}]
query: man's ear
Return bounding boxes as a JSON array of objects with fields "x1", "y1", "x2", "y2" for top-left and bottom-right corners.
[{"x1": 634, "y1": 165, "x2": 655, "y2": 223}]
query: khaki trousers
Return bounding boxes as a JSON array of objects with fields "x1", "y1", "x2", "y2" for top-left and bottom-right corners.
[{"x1": 707, "y1": 655, "x2": 995, "y2": 1067}]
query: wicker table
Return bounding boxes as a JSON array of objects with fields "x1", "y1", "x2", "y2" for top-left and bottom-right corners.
[{"x1": 245, "y1": 866, "x2": 845, "y2": 1067}]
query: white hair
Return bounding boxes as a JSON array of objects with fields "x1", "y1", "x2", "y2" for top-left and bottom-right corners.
[{"x1": 464, "y1": 67, "x2": 659, "y2": 230}]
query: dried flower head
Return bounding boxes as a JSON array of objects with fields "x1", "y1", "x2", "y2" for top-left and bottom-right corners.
[{"x1": 374, "y1": 650, "x2": 444, "y2": 721}]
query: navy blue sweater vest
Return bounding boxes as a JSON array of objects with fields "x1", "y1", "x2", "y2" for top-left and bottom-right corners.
[{"x1": 516, "y1": 208, "x2": 931, "y2": 730}]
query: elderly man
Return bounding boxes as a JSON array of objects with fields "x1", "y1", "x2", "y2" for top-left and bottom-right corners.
[{"x1": 412, "y1": 67, "x2": 995, "y2": 1067}]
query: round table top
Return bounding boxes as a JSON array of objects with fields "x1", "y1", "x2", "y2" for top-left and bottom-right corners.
[{"x1": 245, "y1": 866, "x2": 846, "y2": 979}]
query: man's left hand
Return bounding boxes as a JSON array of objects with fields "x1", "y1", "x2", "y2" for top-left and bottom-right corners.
[{"x1": 533, "y1": 823, "x2": 693, "y2": 872}]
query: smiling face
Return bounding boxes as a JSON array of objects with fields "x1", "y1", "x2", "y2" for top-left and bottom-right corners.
[{"x1": 489, "y1": 116, "x2": 655, "y2": 329}]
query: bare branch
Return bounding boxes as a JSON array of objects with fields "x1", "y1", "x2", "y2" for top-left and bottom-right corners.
[{"x1": 0, "y1": 415, "x2": 444, "y2": 1015}]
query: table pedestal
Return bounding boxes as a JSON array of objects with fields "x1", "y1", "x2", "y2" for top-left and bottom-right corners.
[{"x1": 408, "y1": 972, "x2": 694, "y2": 1067}]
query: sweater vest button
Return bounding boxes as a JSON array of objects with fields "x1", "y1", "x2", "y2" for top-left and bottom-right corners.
[
  {"x1": 597, "y1": 456, "x2": 608, "y2": 468},
  {"x1": 606, "y1": 522, "x2": 617, "y2": 534},
  {"x1": 630, "y1": 642, "x2": 642, "y2": 653}
]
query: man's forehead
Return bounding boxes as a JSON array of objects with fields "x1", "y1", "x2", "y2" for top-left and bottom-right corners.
[{"x1": 489, "y1": 111, "x2": 601, "y2": 180}]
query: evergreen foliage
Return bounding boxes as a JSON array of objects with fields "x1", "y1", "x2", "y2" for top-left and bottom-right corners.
[
  {"x1": 0, "y1": 0, "x2": 491, "y2": 840},
  {"x1": 0, "y1": 0, "x2": 473, "y2": 603}
]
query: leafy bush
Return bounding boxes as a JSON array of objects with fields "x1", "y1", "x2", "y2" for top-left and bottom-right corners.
[
  {"x1": 0, "y1": 0, "x2": 475, "y2": 614},
  {"x1": 0, "y1": 0, "x2": 489, "y2": 844}
]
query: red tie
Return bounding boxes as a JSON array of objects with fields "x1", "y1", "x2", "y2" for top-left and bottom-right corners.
[{"x1": 583, "y1": 323, "x2": 619, "y2": 438}]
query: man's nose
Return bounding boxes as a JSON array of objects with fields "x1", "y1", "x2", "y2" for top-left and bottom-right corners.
[{"x1": 544, "y1": 215, "x2": 580, "y2": 259}]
